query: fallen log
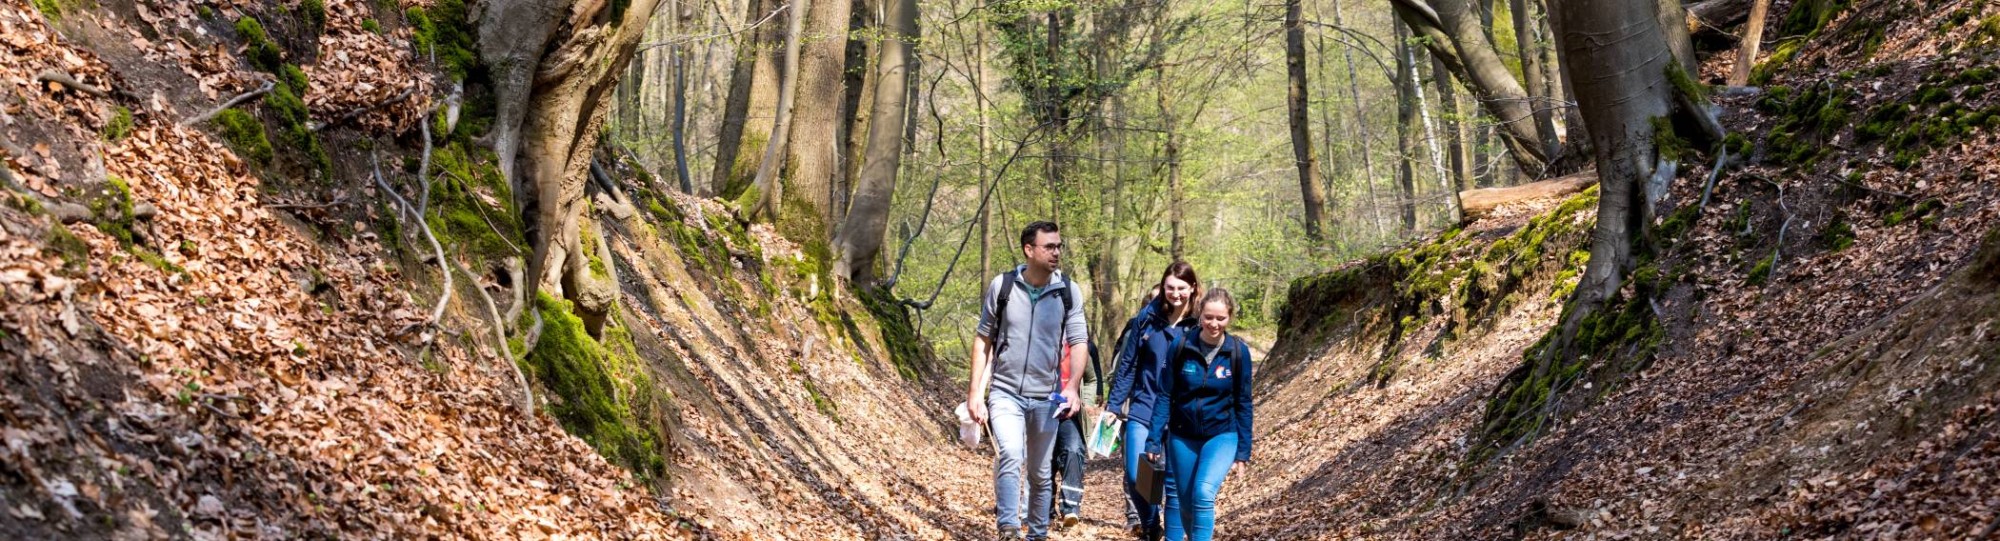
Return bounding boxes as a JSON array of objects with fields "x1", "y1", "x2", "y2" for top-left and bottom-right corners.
[{"x1": 1460, "y1": 173, "x2": 1596, "y2": 222}]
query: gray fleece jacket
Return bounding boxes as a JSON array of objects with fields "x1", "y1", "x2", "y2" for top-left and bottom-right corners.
[{"x1": 976, "y1": 265, "x2": 1090, "y2": 398}]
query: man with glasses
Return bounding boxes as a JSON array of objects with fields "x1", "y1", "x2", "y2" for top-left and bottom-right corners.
[{"x1": 966, "y1": 221, "x2": 1089, "y2": 541}]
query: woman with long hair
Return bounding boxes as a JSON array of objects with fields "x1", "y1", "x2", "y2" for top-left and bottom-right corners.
[
  {"x1": 1105, "y1": 261, "x2": 1201, "y2": 540},
  {"x1": 1145, "y1": 288, "x2": 1253, "y2": 541}
]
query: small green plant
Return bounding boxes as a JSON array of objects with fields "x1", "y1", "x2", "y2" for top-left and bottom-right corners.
[
  {"x1": 362, "y1": 18, "x2": 382, "y2": 34},
  {"x1": 103, "y1": 106, "x2": 134, "y2": 142}
]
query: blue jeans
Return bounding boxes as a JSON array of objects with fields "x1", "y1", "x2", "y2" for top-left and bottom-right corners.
[
  {"x1": 1122, "y1": 421, "x2": 1179, "y2": 533},
  {"x1": 1163, "y1": 432, "x2": 1237, "y2": 541},
  {"x1": 989, "y1": 389, "x2": 1060, "y2": 539}
]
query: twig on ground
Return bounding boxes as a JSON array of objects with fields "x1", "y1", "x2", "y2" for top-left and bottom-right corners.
[
  {"x1": 452, "y1": 258, "x2": 534, "y2": 416},
  {"x1": 371, "y1": 150, "x2": 453, "y2": 340},
  {"x1": 180, "y1": 80, "x2": 275, "y2": 126},
  {"x1": 35, "y1": 70, "x2": 110, "y2": 99}
]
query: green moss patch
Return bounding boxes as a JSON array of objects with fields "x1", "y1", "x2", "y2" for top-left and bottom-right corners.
[
  {"x1": 424, "y1": 142, "x2": 520, "y2": 258},
  {"x1": 405, "y1": 0, "x2": 479, "y2": 80},
  {"x1": 856, "y1": 285, "x2": 928, "y2": 381},
  {"x1": 523, "y1": 294, "x2": 667, "y2": 481},
  {"x1": 212, "y1": 108, "x2": 273, "y2": 163},
  {"x1": 103, "y1": 106, "x2": 133, "y2": 142}
]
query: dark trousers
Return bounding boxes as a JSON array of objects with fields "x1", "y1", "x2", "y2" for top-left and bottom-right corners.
[{"x1": 1052, "y1": 415, "x2": 1086, "y2": 516}]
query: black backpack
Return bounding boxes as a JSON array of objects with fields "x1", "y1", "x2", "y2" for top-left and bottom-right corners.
[{"x1": 988, "y1": 269, "x2": 1075, "y2": 356}]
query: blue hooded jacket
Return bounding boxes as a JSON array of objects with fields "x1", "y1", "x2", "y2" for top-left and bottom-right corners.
[
  {"x1": 1146, "y1": 333, "x2": 1254, "y2": 462},
  {"x1": 1105, "y1": 297, "x2": 1197, "y2": 428}
]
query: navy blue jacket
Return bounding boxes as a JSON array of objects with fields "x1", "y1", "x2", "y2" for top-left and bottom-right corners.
[
  {"x1": 1105, "y1": 298, "x2": 1196, "y2": 428},
  {"x1": 1146, "y1": 333, "x2": 1254, "y2": 462}
]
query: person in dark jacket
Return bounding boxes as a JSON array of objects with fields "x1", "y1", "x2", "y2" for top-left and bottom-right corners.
[
  {"x1": 1106, "y1": 262, "x2": 1201, "y2": 540},
  {"x1": 1049, "y1": 339, "x2": 1103, "y2": 528},
  {"x1": 1145, "y1": 288, "x2": 1252, "y2": 541}
]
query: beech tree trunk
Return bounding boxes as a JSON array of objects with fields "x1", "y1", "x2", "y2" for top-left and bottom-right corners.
[
  {"x1": 713, "y1": 0, "x2": 785, "y2": 198},
  {"x1": 1435, "y1": 54, "x2": 1473, "y2": 194},
  {"x1": 1389, "y1": 0, "x2": 1551, "y2": 176},
  {"x1": 833, "y1": 0, "x2": 917, "y2": 284},
  {"x1": 747, "y1": 0, "x2": 809, "y2": 222},
  {"x1": 480, "y1": 0, "x2": 665, "y2": 333},
  {"x1": 1513, "y1": 0, "x2": 1557, "y2": 156},
  {"x1": 1549, "y1": 0, "x2": 1685, "y2": 353},
  {"x1": 776, "y1": 0, "x2": 855, "y2": 236},
  {"x1": 1285, "y1": 0, "x2": 1328, "y2": 243},
  {"x1": 1394, "y1": 20, "x2": 1420, "y2": 232}
]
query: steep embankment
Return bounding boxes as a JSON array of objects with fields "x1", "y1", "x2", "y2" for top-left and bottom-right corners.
[
  {"x1": 1239, "y1": 1, "x2": 2000, "y2": 538},
  {"x1": 0, "y1": 2, "x2": 991, "y2": 539}
]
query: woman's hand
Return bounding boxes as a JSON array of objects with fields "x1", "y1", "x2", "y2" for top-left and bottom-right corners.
[
  {"x1": 1231, "y1": 459, "x2": 1248, "y2": 475},
  {"x1": 1145, "y1": 452, "x2": 1161, "y2": 465}
]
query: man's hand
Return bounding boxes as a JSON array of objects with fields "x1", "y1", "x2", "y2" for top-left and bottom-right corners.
[
  {"x1": 968, "y1": 397, "x2": 988, "y2": 425},
  {"x1": 1058, "y1": 388, "x2": 1082, "y2": 419}
]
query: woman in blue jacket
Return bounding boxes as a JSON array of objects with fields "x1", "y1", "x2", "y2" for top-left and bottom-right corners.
[
  {"x1": 1106, "y1": 261, "x2": 1201, "y2": 540},
  {"x1": 1145, "y1": 288, "x2": 1253, "y2": 541}
]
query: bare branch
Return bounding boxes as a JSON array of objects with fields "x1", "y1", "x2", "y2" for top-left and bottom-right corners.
[{"x1": 181, "y1": 81, "x2": 276, "y2": 127}]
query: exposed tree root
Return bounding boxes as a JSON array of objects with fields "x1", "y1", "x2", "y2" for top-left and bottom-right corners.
[
  {"x1": 452, "y1": 257, "x2": 534, "y2": 416},
  {"x1": 35, "y1": 70, "x2": 111, "y2": 99},
  {"x1": 371, "y1": 151, "x2": 452, "y2": 341}
]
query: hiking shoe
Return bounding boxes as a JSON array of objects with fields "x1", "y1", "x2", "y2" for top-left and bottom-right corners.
[
  {"x1": 996, "y1": 529, "x2": 1023, "y2": 541},
  {"x1": 1062, "y1": 513, "x2": 1080, "y2": 528}
]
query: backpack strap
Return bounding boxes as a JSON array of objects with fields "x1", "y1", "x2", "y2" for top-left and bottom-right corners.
[{"x1": 989, "y1": 270, "x2": 1018, "y2": 356}]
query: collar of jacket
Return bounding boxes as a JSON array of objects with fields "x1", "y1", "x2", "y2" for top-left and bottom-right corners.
[
  {"x1": 1177, "y1": 332, "x2": 1234, "y2": 360},
  {"x1": 1139, "y1": 297, "x2": 1198, "y2": 329}
]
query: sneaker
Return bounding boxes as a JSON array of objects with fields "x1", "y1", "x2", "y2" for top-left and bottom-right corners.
[
  {"x1": 1062, "y1": 513, "x2": 1080, "y2": 529},
  {"x1": 1127, "y1": 524, "x2": 1145, "y2": 539},
  {"x1": 997, "y1": 529, "x2": 1023, "y2": 541}
]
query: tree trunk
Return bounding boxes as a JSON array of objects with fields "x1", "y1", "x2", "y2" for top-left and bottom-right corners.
[
  {"x1": 976, "y1": 21, "x2": 993, "y2": 280},
  {"x1": 1332, "y1": 0, "x2": 1385, "y2": 237},
  {"x1": 1285, "y1": 0, "x2": 1328, "y2": 244},
  {"x1": 837, "y1": 0, "x2": 878, "y2": 228},
  {"x1": 747, "y1": 0, "x2": 809, "y2": 222},
  {"x1": 832, "y1": 0, "x2": 916, "y2": 285},
  {"x1": 775, "y1": 0, "x2": 854, "y2": 236},
  {"x1": 1390, "y1": 0, "x2": 1551, "y2": 176},
  {"x1": 1416, "y1": 46, "x2": 1460, "y2": 223},
  {"x1": 1549, "y1": 0, "x2": 1679, "y2": 356},
  {"x1": 1394, "y1": 20, "x2": 1419, "y2": 232},
  {"x1": 713, "y1": 0, "x2": 785, "y2": 198},
  {"x1": 1513, "y1": 0, "x2": 1557, "y2": 156},
  {"x1": 1435, "y1": 54, "x2": 1473, "y2": 194},
  {"x1": 1160, "y1": 74, "x2": 1185, "y2": 261},
  {"x1": 1659, "y1": 0, "x2": 1698, "y2": 73},
  {"x1": 1727, "y1": 0, "x2": 1770, "y2": 86},
  {"x1": 480, "y1": 0, "x2": 665, "y2": 333}
]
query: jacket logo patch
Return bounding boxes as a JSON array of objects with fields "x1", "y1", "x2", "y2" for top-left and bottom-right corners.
[
  {"x1": 1182, "y1": 363, "x2": 1198, "y2": 375},
  {"x1": 1214, "y1": 365, "x2": 1231, "y2": 379}
]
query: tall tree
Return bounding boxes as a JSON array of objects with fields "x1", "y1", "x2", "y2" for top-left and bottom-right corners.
[
  {"x1": 713, "y1": 0, "x2": 787, "y2": 197},
  {"x1": 777, "y1": 0, "x2": 856, "y2": 236},
  {"x1": 1285, "y1": 0, "x2": 1328, "y2": 243},
  {"x1": 833, "y1": 0, "x2": 919, "y2": 284},
  {"x1": 479, "y1": 0, "x2": 665, "y2": 329},
  {"x1": 747, "y1": 0, "x2": 809, "y2": 223},
  {"x1": 1393, "y1": 18, "x2": 1419, "y2": 232},
  {"x1": 1539, "y1": 0, "x2": 1712, "y2": 365},
  {"x1": 1434, "y1": 54, "x2": 1472, "y2": 195},
  {"x1": 1511, "y1": 0, "x2": 1557, "y2": 156}
]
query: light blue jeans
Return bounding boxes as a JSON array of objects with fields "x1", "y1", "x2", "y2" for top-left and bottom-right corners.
[
  {"x1": 1122, "y1": 421, "x2": 1180, "y2": 533},
  {"x1": 989, "y1": 389, "x2": 1060, "y2": 539},
  {"x1": 1163, "y1": 432, "x2": 1237, "y2": 541}
]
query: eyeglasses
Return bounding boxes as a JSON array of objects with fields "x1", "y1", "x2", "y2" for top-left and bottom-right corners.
[{"x1": 1038, "y1": 242, "x2": 1064, "y2": 251}]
